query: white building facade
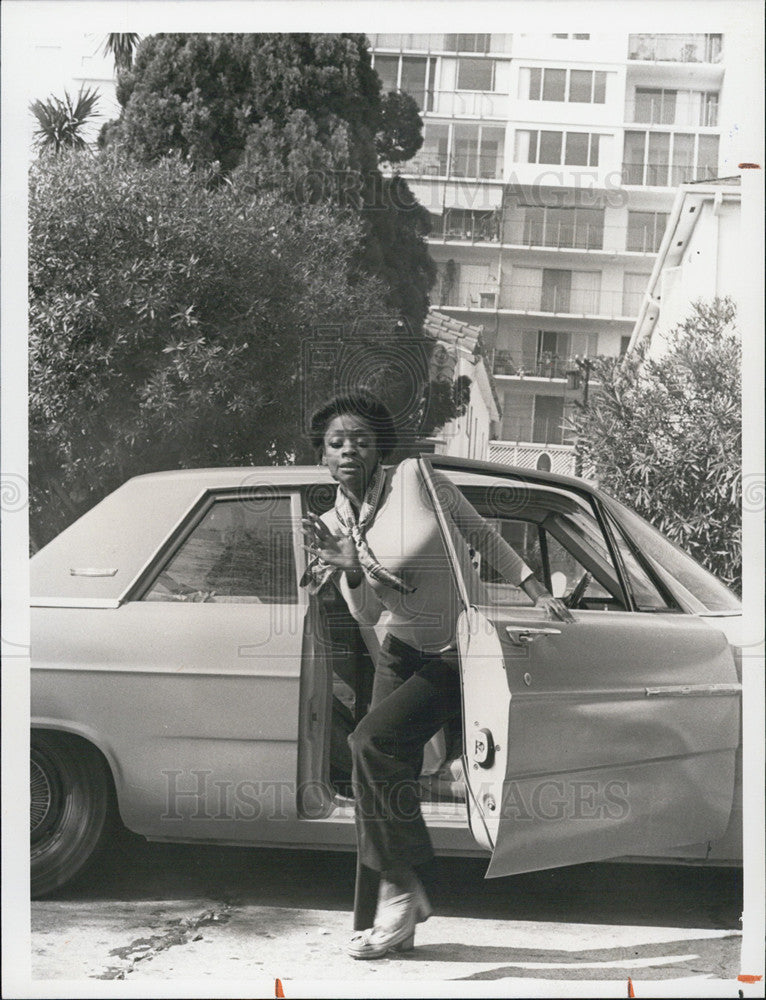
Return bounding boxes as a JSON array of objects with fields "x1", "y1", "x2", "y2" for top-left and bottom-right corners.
[
  {"x1": 629, "y1": 170, "x2": 761, "y2": 359},
  {"x1": 368, "y1": 31, "x2": 742, "y2": 473}
]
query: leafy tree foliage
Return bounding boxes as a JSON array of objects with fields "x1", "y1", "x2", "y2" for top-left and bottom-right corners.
[
  {"x1": 30, "y1": 87, "x2": 101, "y2": 152},
  {"x1": 376, "y1": 91, "x2": 424, "y2": 164},
  {"x1": 102, "y1": 33, "x2": 140, "y2": 71},
  {"x1": 28, "y1": 148, "x2": 391, "y2": 547},
  {"x1": 570, "y1": 299, "x2": 741, "y2": 592},
  {"x1": 104, "y1": 33, "x2": 434, "y2": 330}
]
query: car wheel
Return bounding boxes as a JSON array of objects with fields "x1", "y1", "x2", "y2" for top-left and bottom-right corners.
[{"x1": 30, "y1": 733, "x2": 112, "y2": 898}]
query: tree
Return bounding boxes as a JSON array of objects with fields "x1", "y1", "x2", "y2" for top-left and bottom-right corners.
[
  {"x1": 28, "y1": 147, "x2": 392, "y2": 546},
  {"x1": 102, "y1": 33, "x2": 140, "y2": 72},
  {"x1": 30, "y1": 87, "x2": 100, "y2": 153},
  {"x1": 376, "y1": 91, "x2": 424, "y2": 164},
  {"x1": 569, "y1": 298, "x2": 741, "y2": 592},
  {"x1": 103, "y1": 33, "x2": 435, "y2": 330}
]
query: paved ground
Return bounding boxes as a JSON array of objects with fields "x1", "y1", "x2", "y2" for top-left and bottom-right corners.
[{"x1": 29, "y1": 837, "x2": 744, "y2": 996}]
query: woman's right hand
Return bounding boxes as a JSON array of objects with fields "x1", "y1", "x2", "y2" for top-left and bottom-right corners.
[{"x1": 302, "y1": 512, "x2": 360, "y2": 571}]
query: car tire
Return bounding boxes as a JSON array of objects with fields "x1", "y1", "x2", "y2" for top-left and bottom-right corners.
[{"x1": 31, "y1": 733, "x2": 113, "y2": 898}]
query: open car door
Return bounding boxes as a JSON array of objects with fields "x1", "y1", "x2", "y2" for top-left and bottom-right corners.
[{"x1": 419, "y1": 457, "x2": 740, "y2": 876}]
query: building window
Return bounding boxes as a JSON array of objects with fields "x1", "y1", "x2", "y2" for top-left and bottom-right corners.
[
  {"x1": 701, "y1": 92, "x2": 719, "y2": 127},
  {"x1": 453, "y1": 123, "x2": 505, "y2": 178},
  {"x1": 512, "y1": 267, "x2": 601, "y2": 314},
  {"x1": 622, "y1": 272, "x2": 649, "y2": 316},
  {"x1": 523, "y1": 67, "x2": 606, "y2": 103},
  {"x1": 374, "y1": 54, "x2": 399, "y2": 93},
  {"x1": 630, "y1": 87, "x2": 719, "y2": 125},
  {"x1": 445, "y1": 33, "x2": 492, "y2": 53},
  {"x1": 372, "y1": 53, "x2": 434, "y2": 110},
  {"x1": 538, "y1": 130, "x2": 563, "y2": 163},
  {"x1": 697, "y1": 134, "x2": 720, "y2": 179},
  {"x1": 542, "y1": 68, "x2": 566, "y2": 101},
  {"x1": 412, "y1": 121, "x2": 450, "y2": 174},
  {"x1": 569, "y1": 69, "x2": 606, "y2": 103},
  {"x1": 626, "y1": 211, "x2": 669, "y2": 252},
  {"x1": 521, "y1": 204, "x2": 605, "y2": 249},
  {"x1": 457, "y1": 57, "x2": 495, "y2": 91},
  {"x1": 565, "y1": 132, "x2": 600, "y2": 166},
  {"x1": 533, "y1": 395, "x2": 566, "y2": 445},
  {"x1": 551, "y1": 33, "x2": 590, "y2": 40},
  {"x1": 634, "y1": 87, "x2": 676, "y2": 124},
  {"x1": 622, "y1": 131, "x2": 719, "y2": 186},
  {"x1": 517, "y1": 129, "x2": 602, "y2": 167}
]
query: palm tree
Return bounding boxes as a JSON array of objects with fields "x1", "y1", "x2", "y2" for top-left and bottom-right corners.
[
  {"x1": 30, "y1": 87, "x2": 101, "y2": 153},
  {"x1": 102, "y1": 33, "x2": 140, "y2": 71}
]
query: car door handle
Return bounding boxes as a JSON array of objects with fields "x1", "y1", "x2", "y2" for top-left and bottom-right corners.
[{"x1": 505, "y1": 626, "x2": 562, "y2": 646}]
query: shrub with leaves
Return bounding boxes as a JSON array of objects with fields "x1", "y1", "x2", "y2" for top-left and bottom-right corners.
[
  {"x1": 29, "y1": 147, "x2": 391, "y2": 548},
  {"x1": 30, "y1": 87, "x2": 101, "y2": 152},
  {"x1": 569, "y1": 298, "x2": 741, "y2": 592}
]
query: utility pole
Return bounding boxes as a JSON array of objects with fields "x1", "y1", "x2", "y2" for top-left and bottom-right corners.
[{"x1": 566, "y1": 356, "x2": 592, "y2": 477}]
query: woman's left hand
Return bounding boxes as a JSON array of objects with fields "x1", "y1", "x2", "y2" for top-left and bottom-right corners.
[{"x1": 535, "y1": 594, "x2": 576, "y2": 623}]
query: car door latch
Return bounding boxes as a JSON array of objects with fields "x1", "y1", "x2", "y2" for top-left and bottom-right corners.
[{"x1": 505, "y1": 626, "x2": 562, "y2": 646}]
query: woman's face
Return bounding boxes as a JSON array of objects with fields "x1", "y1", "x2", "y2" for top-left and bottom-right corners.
[{"x1": 322, "y1": 413, "x2": 380, "y2": 499}]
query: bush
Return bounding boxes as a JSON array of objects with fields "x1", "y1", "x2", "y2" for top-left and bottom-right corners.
[
  {"x1": 570, "y1": 299, "x2": 741, "y2": 593},
  {"x1": 29, "y1": 147, "x2": 389, "y2": 547}
]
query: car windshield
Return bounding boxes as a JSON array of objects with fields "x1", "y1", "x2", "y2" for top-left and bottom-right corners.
[{"x1": 602, "y1": 494, "x2": 741, "y2": 613}]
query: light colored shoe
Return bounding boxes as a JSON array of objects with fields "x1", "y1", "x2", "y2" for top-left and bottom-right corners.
[
  {"x1": 346, "y1": 922, "x2": 416, "y2": 959},
  {"x1": 346, "y1": 871, "x2": 432, "y2": 959}
]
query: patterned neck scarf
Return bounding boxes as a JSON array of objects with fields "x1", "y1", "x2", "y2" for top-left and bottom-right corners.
[{"x1": 301, "y1": 463, "x2": 415, "y2": 595}]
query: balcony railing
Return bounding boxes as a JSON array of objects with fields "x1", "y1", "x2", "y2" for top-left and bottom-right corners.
[
  {"x1": 428, "y1": 89, "x2": 510, "y2": 119},
  {"x1": 403, "y1": 151, "x2": 504, "y2": 180},
  {"x1": 505, "y1": 220, "x2": 605, "y2": 250},
  {"x1": 369, "y1": 33, "x2": 513, "y2": 54},
  {"x1": 493, "y1": 352, "x2": 574, "y2": 379},
  {"x1": 432, "y1": 214, "x2": 502, "y2": 243},
  {"x1": 625, "y1": 97, "x2": 719, "y2": 127},
  {"x1": 621, "y1": 161, "x2": 720, "y2": 187},
  {"x1": 627, "y1": 34, "x2": 723, "y2": 63},
  {"x1": 429, "y1": 216, "x2": 664, "y2": 253},
  {"x1": 437, "y1": 283, "x2": 638, "y2": 319},
  {"x1": 500, "y1": 417, "x2": 572, "y2": 446}
]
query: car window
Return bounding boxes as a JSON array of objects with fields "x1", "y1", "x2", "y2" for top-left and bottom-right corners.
[
  {"x1": 143, "y1": 495, "x2": 298, "y2": 604},
  {"x1": 603, "y1": 511, "x2": 675, "y2": 612},
  {"x1": 439, "y1": 479, "x2": 626, "y2": 611},
  {"x1": 543, "y1": 530, "x2": 613, "y2": 603}
]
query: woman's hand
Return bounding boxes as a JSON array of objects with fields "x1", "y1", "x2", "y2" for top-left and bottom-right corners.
[
  {"x1": 521, "y1": 573, "x2": 576, "y2": 623},
  {"x1": 302, "y1": 512, "x2": 360, "y2": 571},
  {"x1": 534, "y1": 594, "x2": 576, "y2": 623}
]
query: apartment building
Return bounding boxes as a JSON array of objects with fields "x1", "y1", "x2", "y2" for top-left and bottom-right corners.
[{"x1": 369, "y1": 31, "x2": 729, "y2": 473}]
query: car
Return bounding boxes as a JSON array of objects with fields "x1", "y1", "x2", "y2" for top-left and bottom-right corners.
[{"x1": 30, "y1": 454, "x2": 743, "y2": 897}]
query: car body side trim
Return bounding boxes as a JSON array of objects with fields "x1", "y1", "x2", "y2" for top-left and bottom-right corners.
[
  {"x1": 31, "y1": 597, "x2": 121, "y2": 609},
  {"x1": 507, "y1": 683, "x2": 741, "y2": 702},
  {"x1": 645, "y1": 683, "x2": 741, "y2": 697}
]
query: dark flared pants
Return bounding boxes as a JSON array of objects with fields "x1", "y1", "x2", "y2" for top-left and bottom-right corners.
[{"x1": 348, "y1": 632, "x2": 462, "y2": 874}]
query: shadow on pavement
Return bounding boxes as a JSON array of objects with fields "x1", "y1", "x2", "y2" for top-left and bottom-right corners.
[{"x1": 44, "y1": 833, "x2": 742, "y2": 932}]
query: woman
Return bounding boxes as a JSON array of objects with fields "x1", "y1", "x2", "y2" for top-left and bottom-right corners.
[{"x1": 302, "y1": 392, "x2": 573, "y2": 959}]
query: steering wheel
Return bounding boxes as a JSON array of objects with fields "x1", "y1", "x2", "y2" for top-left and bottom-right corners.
[
  {"x1": 564, "y1": 571, "x2": 592, "y2": 609},
  {"x1": 155, "y1": 572, "x2": 215, "y2": 602}
]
